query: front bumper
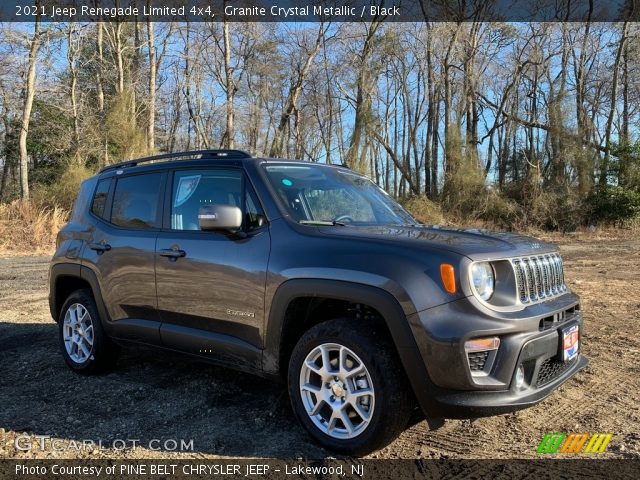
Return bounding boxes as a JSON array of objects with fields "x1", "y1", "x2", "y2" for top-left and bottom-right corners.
[
  {"x1": 424, "y1": 353, "x2": 588, "y2": 418},
  {"x1": 405, "y1": 293, "x2": 589, "y2": 418}
]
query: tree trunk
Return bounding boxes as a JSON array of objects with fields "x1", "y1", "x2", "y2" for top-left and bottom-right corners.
[
  {"x1": 431, "y1": 94, "x2": 440, "y2": 198},
  {"x1": 370, "y1": 129, "x2": 419, "y2": 195},
  {"x1": 270, "y1": 24, "x2": 325, "y2": 158},
  {"x1": 573, "y1": 9, "x2": 593, "y2": 194},
  {"x1": 620, "y1": 36, "x2": 629, "y2": 186},
  {"x1": 600, "y1": 22, "x2": 628, "y2": 187},
  {"x1": 442, "y1": 23, "x2": 462, "y2": 197},
  {"x1": 345, "y1": 21, "x2": 382, "y2": 171},
  {"x1": 464, "y1": 22, "x2": 480, "y2": 167},
  {"x1": 222, "y1": 12, "x2": 235, "y2": 149},
  {"x1": 67, "y1": 23, "x2": 80, "y2": 163},
  {"x1": 182, "y1": 24, "x2": 208, "y2": 149},
  {"x1": 0, "y1": 84, "x2": 11, "y2": 200},
  {"x1": 113, "y1": 22, "x2": 125, "y2": 94},
  {"x1": 19, "y1": 15, "x2": 42, "y2": 200},
  {"x1": 95, "y1": 18, "x2": 108, "y2": 166},
  {"x1": 147, "y1": 9, "x2": 156, "y2": 152}
]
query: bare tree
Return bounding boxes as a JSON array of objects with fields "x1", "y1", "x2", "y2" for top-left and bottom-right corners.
[
  {"x1": 221, "y1": 9, "x2": 235, "y2": 149},
  {"x1": 345, "y1": 20, "x2": 383, "y2": 172},
  {"x1": 269, "y1": 23, "x2": 328, "y2": 158},
  {"x1": 95, "y1": 16, "x2": 108, "y2": 165},
  {"x1": 601, "y1": 22, "x2": 629, "y2": 187},
  {"x1": 66, "y1": 23, "x2": 82, "y2": 162},
  {"x1": 18, "y1": 14, "x2": 43, "y2": 200},
  {"x1": 146, "y1": 3, "x2": 156, "y2": 152}
]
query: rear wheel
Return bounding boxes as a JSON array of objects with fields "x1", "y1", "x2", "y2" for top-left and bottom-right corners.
[
  {"x1": 58, "y1": 289, "x2": 118, "y2": 374},
  {"x1": 288, "y1": 319, "x2": 413, "y2": 455}
]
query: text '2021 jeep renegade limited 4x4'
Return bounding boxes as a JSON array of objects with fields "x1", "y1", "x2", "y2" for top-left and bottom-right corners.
[{"x1": 49, "y1": 150, "x2": 587, "y2": 455}]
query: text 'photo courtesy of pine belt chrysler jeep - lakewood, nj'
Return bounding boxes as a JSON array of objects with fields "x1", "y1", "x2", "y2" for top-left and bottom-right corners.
[{"x1": 49, "y1": 149, "x2": 587, "y2": 455}]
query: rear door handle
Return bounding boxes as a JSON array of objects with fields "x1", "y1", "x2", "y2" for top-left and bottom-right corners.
[
  {"x1": 89, "y1": 242, "x2": 111, "y2": 254},
  {"x1": 159, "y1": 248, "x2": 186, "y2": 259}
]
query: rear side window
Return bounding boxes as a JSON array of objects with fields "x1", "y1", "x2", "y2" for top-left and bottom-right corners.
[
  {"x1": 111, "y1": 173, "x2": 162, "y2": 229},
  {"x1": 91, "y1": 179, "x2": 111, "y2": 219}
]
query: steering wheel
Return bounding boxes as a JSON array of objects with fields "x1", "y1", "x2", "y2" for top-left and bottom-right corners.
[{"x1": 333, "y1": 214, "x2": 354, "y2": 224}]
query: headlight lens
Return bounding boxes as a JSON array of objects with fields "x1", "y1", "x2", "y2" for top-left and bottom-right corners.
[{"x1": 471, "y1": 262, "x2": 495, "y2": 301}]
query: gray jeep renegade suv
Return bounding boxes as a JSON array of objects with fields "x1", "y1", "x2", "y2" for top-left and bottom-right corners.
[{"x1": 49, "y1": 149, "x2": 587, "y2": 455}]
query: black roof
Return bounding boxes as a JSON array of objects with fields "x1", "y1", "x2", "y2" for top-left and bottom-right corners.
[
  {"x1": 97, "y1": 149, "x2": 351, "y2": 175},
  {"x1": 98, "y1": 149, "x2": 253, "y2": 174}
]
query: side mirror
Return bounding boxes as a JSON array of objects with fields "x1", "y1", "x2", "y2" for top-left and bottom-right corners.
[{"x1": 198, "y1": 205, "x2": 242, "y2": 231}]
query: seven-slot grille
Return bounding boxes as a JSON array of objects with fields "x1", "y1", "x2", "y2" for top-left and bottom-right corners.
[{"x1": 512, "y1": 253, "x2": 566, "y2": 304}]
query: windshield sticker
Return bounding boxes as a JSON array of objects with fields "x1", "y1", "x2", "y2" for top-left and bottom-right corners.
[{"x1": 282, "y1": 178, "x2": 293, "y2": 187}]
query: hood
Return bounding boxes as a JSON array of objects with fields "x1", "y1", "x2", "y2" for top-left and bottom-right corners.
[{"x1": 319, "y1": 224, "x2": 558, "y2": 260}]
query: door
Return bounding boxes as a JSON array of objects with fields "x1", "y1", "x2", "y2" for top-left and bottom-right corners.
[
  {"x1": 156, "y1": 168, "x2": 270, "y2": 369},
  {"x1": 84, "y1": 171, "x2": 166, "y2": 344}
]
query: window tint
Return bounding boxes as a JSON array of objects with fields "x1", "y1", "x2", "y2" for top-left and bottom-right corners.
[
  {"x1": 111, "y1": 173, "x2": 162, "y2": 229},
  {"x1": 91, "y1": 179, "x2": 111, "y2": 219},
  {"x1": 171, "y1": 169, "x2": 242, "y2": 230}
]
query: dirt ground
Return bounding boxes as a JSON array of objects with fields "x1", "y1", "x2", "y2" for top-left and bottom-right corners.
[{"x1": 0, "y1": 232, "x2": 638, "y2": 460}]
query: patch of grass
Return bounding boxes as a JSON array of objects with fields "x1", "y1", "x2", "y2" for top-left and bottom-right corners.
[
  {"x1": 402, "y1": 196, "x2": 445, "y2": 225},
  {"x1": 0, "y1": 200, "x2": 68, "y2": 255}
]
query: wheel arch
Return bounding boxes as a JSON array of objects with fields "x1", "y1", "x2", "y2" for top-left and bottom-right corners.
[
  {"x1": 49, "y1": 263, "x2": 110, "y2": 328},
  {"x1": 49, "y1": 263, "x2": 83, "y2": 322},
  {"x1": 263, "y1": 279, "x2": 438, "y2": 419}
]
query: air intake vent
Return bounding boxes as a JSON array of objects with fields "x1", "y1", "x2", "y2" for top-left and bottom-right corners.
[
  {"x1": 467, "y1": 351, "x2": 489, "y2": 371},
  {"x1": 536, "y1": 356, "x2": 577, "y2": 387}
]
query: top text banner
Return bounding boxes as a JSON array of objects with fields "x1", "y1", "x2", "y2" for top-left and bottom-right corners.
[{"x1": 3, "y1": 0, "x2": 638, "y2": 22}]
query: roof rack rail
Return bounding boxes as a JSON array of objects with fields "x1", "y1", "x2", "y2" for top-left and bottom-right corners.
[{"x1": 98, "y1": 149, "x2": 252, "y2": 173}]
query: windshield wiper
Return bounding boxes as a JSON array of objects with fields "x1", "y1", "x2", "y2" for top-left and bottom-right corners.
[{"x1": 299, "y1": 220, "x2": 346, "y2": 226}]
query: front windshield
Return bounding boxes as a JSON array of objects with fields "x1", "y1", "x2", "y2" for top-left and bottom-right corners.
[{"x1": 263, "y1": 164, "x2": 416, "y2": 226}]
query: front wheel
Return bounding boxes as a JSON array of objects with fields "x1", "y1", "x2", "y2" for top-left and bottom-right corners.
[
  {"x1": 288, "y1": 319, "x2": 414, "y2": 455},
  {"x1": 58, "y1": 289, "x2": 118, "y2": 374}
]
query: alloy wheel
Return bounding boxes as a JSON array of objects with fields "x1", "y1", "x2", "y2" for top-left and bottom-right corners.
[
  {"x1": 299, "y1": 343, "x2": 375, "y2": 439},
  {"x1": 62, "y1": 303, "x2": 94, "y2": 364}
]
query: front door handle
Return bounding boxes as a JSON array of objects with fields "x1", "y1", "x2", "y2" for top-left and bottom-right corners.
[
  {"x1": 159, "y1": 248, "x2": 186, "y2": 260},
  {"x1": 89, "y1": 242, "x2": 111, "y2": 254}
]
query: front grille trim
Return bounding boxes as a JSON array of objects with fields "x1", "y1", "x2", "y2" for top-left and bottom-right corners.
[{"x1": 511, "y1": 253, "x2": 567, "y2": 306}]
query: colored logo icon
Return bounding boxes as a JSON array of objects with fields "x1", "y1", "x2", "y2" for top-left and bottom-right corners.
[{"x1": 537, "y1": 432, "x2": 613, "y2": 454}]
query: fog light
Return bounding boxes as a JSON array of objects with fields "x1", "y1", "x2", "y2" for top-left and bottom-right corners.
[{"x1": 515, "y1": 365, "x2": 525, "y2": 389}]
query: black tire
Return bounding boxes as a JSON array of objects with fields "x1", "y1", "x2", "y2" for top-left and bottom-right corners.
[
  {"x1": 288, "y1": 318, "x2": 414, "y2": 456},
  {"x1": 58, "y1": 289, "x2": 119, "y2": 374}
]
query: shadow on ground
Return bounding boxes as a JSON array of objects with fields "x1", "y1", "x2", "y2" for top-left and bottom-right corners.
[{"x1": 0, "y1": 321, "x2": 327, "y2": 458}]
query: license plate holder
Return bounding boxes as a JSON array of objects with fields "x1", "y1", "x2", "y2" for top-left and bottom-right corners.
[{"x1": 561, "y1": 323, "x2": 580, "y2": 362}]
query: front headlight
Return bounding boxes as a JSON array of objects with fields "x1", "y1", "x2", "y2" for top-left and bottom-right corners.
[{"x1": 470, "y1": 262, "x2": 495, "y2": 301}]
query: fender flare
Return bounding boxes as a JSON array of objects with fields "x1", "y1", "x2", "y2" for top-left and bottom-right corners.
[
  {"x1": 48, "y1": 263, "x2": 112, "y2": 331},
  {"x1": 75, "y1": 265, "x2": 117, "y2": 337},
  {"x1": 262, "y1": 278, "x2": 439, "y2": 417},
  {"x1": 49, "y1": 263, "x2": 81, "y2": 321}
]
